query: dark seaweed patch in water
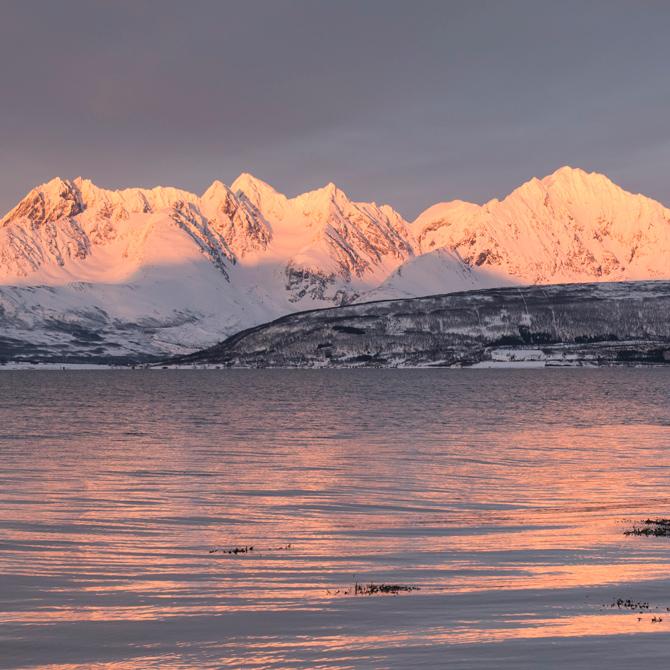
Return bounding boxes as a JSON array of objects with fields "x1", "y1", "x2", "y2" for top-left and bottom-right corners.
[
  {"x1": 609, "y1": 598, "x2": 650, "y2": 611},
  {"x1": 600, "y1": 597, "x2": 670, "y2": 622},
  {"x1": 354, "y1": 582, "x2": 419, "y2": 596},
  {"x1": 209, "y1": 545, "x2": 253, "y2": 555},
  {"x1": 624, "y1": 519, "x2": 670, "y2": 536},
  {"x1": 208, "y1": 543, "x2": 293, "y2": 555},
  {"x1": 328, "y1": 581, "x2": 420, "y2": 596}
]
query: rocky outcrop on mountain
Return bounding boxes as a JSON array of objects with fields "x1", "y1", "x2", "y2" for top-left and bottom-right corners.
[
  {"x1": 200, "y1": 180, "x2": 271, "y2": 258},
  {"x1": 175, "y1": 281, "x2": 670, "y2": 368}
]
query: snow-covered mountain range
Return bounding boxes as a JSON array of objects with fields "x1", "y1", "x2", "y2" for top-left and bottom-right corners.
[{"x1": 1, "y1": 166, "x2": 668, "y2": 362}]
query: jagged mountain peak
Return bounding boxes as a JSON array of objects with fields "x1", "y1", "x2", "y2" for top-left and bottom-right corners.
[
  {"x1": 546, "y1": 164, "x2": 589, "y2": 180},
  {"x1": 1, "y1": 176, "x2": 83, "y2": 227},
  {"x1": 2, "y1": 176, "x2": 205, "y2": 229},
  {"x1": 230, "y1": 173, "x2": 289, "y2": 221},
  {"x1": 41, "y1": 175, "x2": 77, "y2": 195},
  {"x1": 231, "y1": 173, "x2": 356, "y2": 212},
  {"x1": 318, "y1": 181, "x2": 344, "y2": 199},
  {"x1": 231, "y1": 172, "x2": 282, "y2": 200},
  {"x1": 23, "y1": 175, "x2": 75, "y2": 196},
  {"x1": 201, "y1": 179, "x2": 233, "y2": 202},
  {"x1": 502, "y1": 165, "x2": 639, "y2": 207},
  {"x1": 293, "y1": 181, "x2": 352, "y2": 213},
  {"x1": 540, "y1": 165, "x2": 627, "y2": 190}
]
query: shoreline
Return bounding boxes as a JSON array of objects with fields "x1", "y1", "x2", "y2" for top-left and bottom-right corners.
[{"x1": 2, "y1": 361, "x2": 669, "y2": 371}]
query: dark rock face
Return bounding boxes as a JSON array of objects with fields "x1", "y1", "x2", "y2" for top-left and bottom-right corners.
[
  {"x1": 284, "y1": 265, "x2": 359, "y2": 305},
  {"x1": 174, "y1": 281, "x2": 670, "y2": 368}
]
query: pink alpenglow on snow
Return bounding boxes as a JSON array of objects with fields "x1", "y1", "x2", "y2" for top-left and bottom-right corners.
[{"x1": 0, "y1": 167, "x2": 668, "y2": 358}]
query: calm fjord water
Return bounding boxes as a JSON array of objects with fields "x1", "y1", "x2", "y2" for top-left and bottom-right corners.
[{"x1": 1, "y1": 369, "x2": 670, "y2": 669}]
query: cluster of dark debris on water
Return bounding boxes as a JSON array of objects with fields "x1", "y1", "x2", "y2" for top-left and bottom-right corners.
[
  {"x1": 209, "y1": 545, "x2": 254, "y2": 555},
  {"x1": 327, "y1": 581, "x2": 420, "y2": 597},
  {"x1": 601, "y1": 598, "x2": 670, "y2": 623},
  {"x1": 624, "y1": 518, "x2": 670, "y2": 537},
  {"x1": 616, "y1": 518, "x2": 670, "y2": 623},
  {"x1": 609, "y1": 598, "x2": 650, "y2": 611},
  {"x1": 204, "y1": 545, "x2": 421, "y2": 598},
  {"x1": 208, "y1": 543, "x2": 293, "y2": 555}
]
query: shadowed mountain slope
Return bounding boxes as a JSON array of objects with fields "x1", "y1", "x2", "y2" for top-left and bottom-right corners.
[{"x1": 174, "y1": 281, "x2": 670, "y2": 368}]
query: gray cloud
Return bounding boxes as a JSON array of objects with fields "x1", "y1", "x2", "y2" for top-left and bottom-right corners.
[{"x1": 1, "y1": 0, "x2": 669, "y2": 218}]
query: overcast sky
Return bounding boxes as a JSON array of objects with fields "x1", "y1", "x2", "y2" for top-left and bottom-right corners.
[{"x1": 1, "y1": 0, "x2": 669, "y2": 218}]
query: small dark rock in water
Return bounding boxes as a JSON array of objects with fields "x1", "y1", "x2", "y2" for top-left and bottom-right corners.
[{"x1": 624, "y1": 518, "x2": 670, "y2": 536}]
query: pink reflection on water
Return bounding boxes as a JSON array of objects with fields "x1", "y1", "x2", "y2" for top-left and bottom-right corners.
[{"x1": 1, "y1": 370, "x2": 670, "y2": 667}]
